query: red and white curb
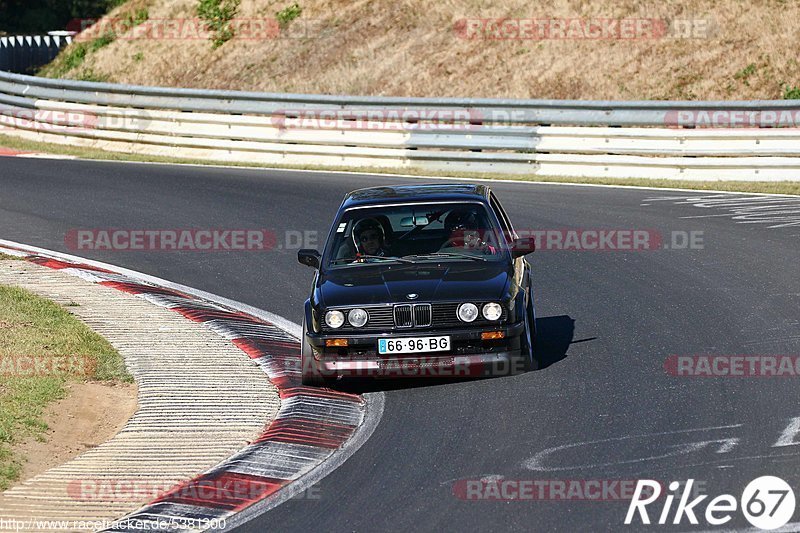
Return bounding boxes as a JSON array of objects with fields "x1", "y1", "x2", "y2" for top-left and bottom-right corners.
[{"x1": 0, "y1": 240, "x2": 384, "y2": 532}]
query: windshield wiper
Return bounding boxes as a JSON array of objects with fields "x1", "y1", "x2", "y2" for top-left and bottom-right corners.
[
  {"x1": 403, "y1": 252, "x2": 487, "y2": 262},
  {"x1": 330, "y1": 255, "x2": 415, "y2": 264}
]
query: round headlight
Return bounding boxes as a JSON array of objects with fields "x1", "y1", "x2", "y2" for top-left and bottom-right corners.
[
  {"x1": 457, "y1": 303, "x2": 479, "y2": 323},
  {"x1": 482, "y1": 302, "x2": 502, "y2": 321},
  {"x1": 325, "y1": 310, "x2": 345, "y2": 329},
  {"x1": 348, "y1": 308, "x2": 368, "y2": 327}
]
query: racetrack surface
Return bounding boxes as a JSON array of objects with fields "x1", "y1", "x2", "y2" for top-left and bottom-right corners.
[{"x1": 1, "y1": 158, "x2": 798, "y2": 532}]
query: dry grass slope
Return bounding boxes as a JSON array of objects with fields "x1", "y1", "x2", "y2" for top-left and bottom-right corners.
[{"x1": 42, "y1": 0, "x2": 800, "y2": 100}]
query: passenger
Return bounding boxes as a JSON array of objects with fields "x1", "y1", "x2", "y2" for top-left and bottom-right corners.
[{"x1": 439, "y1": 209, "x2": 496, "y2": 254}]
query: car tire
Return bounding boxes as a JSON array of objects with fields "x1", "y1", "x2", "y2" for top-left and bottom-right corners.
[
  {"x1": 300, "y1": 319, "x2": 327, "y2": 387},
  {"x1": 519, "y1": 295, "x2": 540, "y2": 373}
]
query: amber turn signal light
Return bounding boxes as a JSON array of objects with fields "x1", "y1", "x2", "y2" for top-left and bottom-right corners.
[
  {"x1": 481, "y1": 331, "x2": 505, "y2": 340},
  {"x1": 325, "y1": 339, "x2": 349, "y2": 347}
]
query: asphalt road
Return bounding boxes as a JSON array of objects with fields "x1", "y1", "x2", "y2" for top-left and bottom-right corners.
[{"x1": 1, "y1": 158, "x2": 799, "y2": 532}]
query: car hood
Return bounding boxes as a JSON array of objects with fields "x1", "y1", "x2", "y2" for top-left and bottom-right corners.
[{"x1": 317, "y1": 262, "x2": 513, "y2": 307}]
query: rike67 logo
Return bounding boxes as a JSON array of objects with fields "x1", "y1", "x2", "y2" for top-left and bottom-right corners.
[{"x1": 625, "y1": 476, "x2": 795, "y2": 530}]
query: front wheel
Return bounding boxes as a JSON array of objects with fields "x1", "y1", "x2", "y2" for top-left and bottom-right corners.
[
  {"x1": 300, "y1": 319, "x2": 327, "y2": 387},
  {"x1": 518, "y1": 296, "x2": 539, "y2": 373}
]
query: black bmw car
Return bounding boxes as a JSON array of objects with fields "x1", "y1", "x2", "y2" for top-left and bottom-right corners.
[{"x1": 297, "y1": 183, "x2": 537, "y2": 386}]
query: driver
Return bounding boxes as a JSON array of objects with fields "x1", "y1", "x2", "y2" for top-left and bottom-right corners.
[
  {"x1": 353, "y1": 218, "x2": 389, "y2": 258},
  {"x1": 439, "y1": 209, "x2": 496, "y2": 254}
]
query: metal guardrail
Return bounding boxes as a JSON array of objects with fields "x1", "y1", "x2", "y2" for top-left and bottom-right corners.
[
  {"x1": 2, "y1": 69, "x2": 799, "y2": 125},
  {"x1": 1, "y1": 57, "x2": 799, "y2": 180}
]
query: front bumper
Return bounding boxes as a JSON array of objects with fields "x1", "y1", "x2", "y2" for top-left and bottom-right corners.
[{"x1": 306, "y1": 321, "x2": 526, "y2": 379}]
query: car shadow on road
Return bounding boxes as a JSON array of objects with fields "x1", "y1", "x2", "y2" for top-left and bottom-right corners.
[
  {"x1": 534, "y1": 314, "x2": 575, "y2": 370},
  {"x1": 328, "y1": 314, "x2": 577, "y2": 394}
]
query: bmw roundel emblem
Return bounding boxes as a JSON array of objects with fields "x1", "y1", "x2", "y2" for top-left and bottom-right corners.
[{"x1": 406, "y1": 293, "x2": 419, "y2": 300}]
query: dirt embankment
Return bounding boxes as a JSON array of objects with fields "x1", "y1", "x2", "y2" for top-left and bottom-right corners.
[{"x1": 42, "y1": 0, "x2": 800, "y2": 100}]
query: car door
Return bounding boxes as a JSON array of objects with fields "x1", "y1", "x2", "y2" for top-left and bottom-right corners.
[{"x1": 489, "y1": 191, "x2": 532, "y2": 315}]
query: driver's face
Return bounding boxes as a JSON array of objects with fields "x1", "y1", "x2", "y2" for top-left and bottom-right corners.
[
  {"x1": 449, "y1": 222, "x2": 472, "y2": 232},
  {"x1": 462, "y1": 230, "x2": 481, "y2": 247},
  {"x1": 358, "y1": 230, "x2": 382, "y2": 255},
  {"x1": 448, "y1": 219, "x2": 478, "y2": 235},
  {"x1": 447, "y1": 216, "x2": 482, "y2": 247},
  {"x1": 447, "y1": 212, "x2": 478, "y2": 233}
]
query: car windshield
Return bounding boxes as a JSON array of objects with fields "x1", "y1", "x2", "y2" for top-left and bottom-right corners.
[{"x1": 325, "y1": 202, "x2": 509, "y2": 267}]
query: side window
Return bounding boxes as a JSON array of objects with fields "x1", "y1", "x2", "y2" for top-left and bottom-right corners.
[{"x1": 489, "y1": 193, "x2": 515, "y2": 243}]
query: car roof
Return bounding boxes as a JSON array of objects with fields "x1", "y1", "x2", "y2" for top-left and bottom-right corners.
[{"x1": 341, "y1": 183, "x2": 492, "y2": 209}]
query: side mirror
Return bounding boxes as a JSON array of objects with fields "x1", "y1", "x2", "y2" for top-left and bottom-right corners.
[
  {"x1": 298, "y1": 249, "x2": 321, "y2": 269},
  {"x1": 511, "y1": 237, "x2": 535, "y2": 258}
]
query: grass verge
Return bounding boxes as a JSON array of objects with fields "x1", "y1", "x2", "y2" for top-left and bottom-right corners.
[
  {"x1": 0, "y1": 133, "x2": 798, "y2": 196},
  {"x1": 0, "y1": 282, "x2": 131, "y2": 490}
]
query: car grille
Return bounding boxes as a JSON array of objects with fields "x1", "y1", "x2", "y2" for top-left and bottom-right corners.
[
  {"x1": 394, "y1": 304, "x2": 413, "y2": 328},
  {"x1": 321, "y1": 302, "x2": 505, "y2": 332},
  {"x1": 413, "y1": 304, "x2": 432, "y2": 327}
]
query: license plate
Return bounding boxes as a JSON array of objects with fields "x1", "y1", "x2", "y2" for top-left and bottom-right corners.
[{"x1": 378, "y1": 336, "x2": 450, "y2": 355}]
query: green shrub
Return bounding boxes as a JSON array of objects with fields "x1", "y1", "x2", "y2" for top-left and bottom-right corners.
[
  {"x1": 119, "y1": 7, "x2": 149, "y2": 31},
  {"x1": 75, "y1": 69, "x2": 109, "y2": 82},
  {"x1": 783, "y1": 86, "x2": 800, "y2": 99},
  {"x1": 89, "y1": 31, "x2": 116, "y2": 52},
  {"x1": 197, "y1": 0, "x2": 241, "y2": 48},
  {"x1": 61, "y1": 43, "x2": 87, "y2": 70},
  {"x1": 276, "y1": 3, "x2": 302, "y2": 28},
  {"x1": 734, "y1": 63, "x2": 757, "y2": 84},
  {"x1": 38, "y1": 42, "x2": 87, "y2": 77},
  {"x1": 132, "y1": 7, "x2": 149, "y2": 25}
]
